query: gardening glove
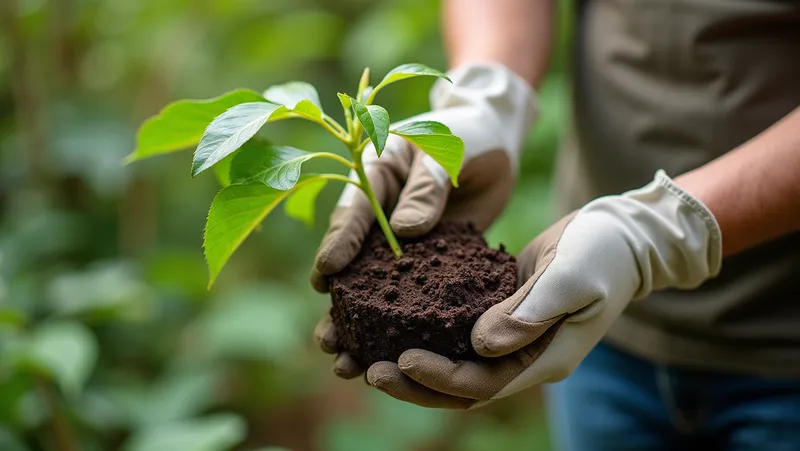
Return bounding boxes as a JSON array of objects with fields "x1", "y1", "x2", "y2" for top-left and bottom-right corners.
[
  {"x1": 311, "y1": 61, "x2": 539, "y2": 378},
  {"x1": 364, "y1": 170, "x2": 723, "y2": 408}
]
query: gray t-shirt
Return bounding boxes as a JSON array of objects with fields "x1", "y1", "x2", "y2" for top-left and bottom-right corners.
[{"x1": 554, "y1": 0, "x2": 800, "y2": 376}]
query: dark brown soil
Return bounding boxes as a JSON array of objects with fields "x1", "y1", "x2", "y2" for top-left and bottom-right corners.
[{"x1": 329, "y1": 222, "x2": 517, "y2": 367}]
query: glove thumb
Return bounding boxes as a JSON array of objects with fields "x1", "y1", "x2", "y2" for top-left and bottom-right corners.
[{"x1": 389, "y1": 152, "x2": 450, "y2": 238}]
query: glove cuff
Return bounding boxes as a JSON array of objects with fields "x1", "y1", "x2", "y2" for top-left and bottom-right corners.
[
  {"x1": 621, "y1": 169, "x2": 723, "y2": 298},
  {"x1": 429, "y1": 62, "x2": 540, "y2": 171}
]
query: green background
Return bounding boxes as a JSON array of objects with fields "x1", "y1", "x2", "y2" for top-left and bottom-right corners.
[{"x1": 0, "y1": 0, "x2": 572, "y2": 449}]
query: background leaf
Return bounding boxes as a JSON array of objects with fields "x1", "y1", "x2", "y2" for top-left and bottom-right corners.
[
  {"x1": 129, "y1": 90, "x2": 265, "y2": 162},
  {"x1": 391, "y1": 120, "x2": 464, "y2": 187},
  {"x1": 373, "y1": 63, "x2": 449, "y2": 94},
  {"x1": 0, "y1": 428, "x2": 29, "y2": 451},
  {"x1": 195, "y1": 284, "x2": 306, "y2": 361},
  {"x1": 0, "y1": 308, "x2": 26, "y2": 329},
  {"x1": 264, "y1": 82, "x2": 323, "y2": 110},
  {"x1": 352, "y1": 100, "x2": 389, "y2": 155},
  {"x1": 284, "y1": 179, "x2": 327, "y2": 228},
  {"x1": 191, "y1": 102, "x2": 282, "y2": 176},
  {"x1": 27, "y1": 321, "x2": 98, "y2": 399},
  {"x1": 229, "y1": 142, "x2": 317, "y2": 190},
  {"x1": 98, "y1": 368, "x2": 220, "y2": 427},
  {"x1": 123, "y1": 414, "x2": 246, "y2": 451}
]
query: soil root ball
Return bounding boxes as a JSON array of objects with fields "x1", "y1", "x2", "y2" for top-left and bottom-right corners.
[{"x1": 329, "y1": 222, "x2": 517, "y2": 367}]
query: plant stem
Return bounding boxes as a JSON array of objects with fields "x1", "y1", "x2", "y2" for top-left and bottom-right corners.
[
  {"x1": 315, "y1": 152, "x2": 356, "y2": 169},
  {"x1": 353, "y1": 153, "x2": 403, "y2": 258},
  {"x1": 317, "y1": 115, "x2": 348, "y2": 142},
  {"x1": 322, "y1": 114, "x2": 347, "y2": 136},
  {"x1": 35, "y1": 376, "x2": 76, "y2": 451},
  {"x1": 316, "y1": 173, "x2": 360, "y2": 187}
]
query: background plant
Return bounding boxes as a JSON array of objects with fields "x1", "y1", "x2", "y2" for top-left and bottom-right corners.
[
  {"x1": 0, "y1": 0, "x2": 572, "y2": 450},
  {"x1": 127, "y1": 64, "x2": 466, "y2": 285}
]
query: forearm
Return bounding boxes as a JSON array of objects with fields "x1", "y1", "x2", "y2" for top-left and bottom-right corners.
[
  {"x1": 443, "y1": 0, "x2": 554, "y2": 89},
  {"x1": 676, "y1": 106, "x2": 800, "y2": 257}
]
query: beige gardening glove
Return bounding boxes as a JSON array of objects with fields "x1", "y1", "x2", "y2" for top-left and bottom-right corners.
[
  {"x1": 365, "y1": 170, "x2": 723, "y2": 408},
  {"x1": 311, "y1": 62, "x2": 539, "y2": 378}
]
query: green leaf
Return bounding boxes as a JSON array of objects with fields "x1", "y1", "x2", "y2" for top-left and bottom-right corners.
[
  {"x1": 264, "y1": 81, "x2": 323, "y2": 110},
  {"x1": 337, "y1": 93, "x2": 351, "y2": 110},
  {"x1": 352, "y1": 99, "x2": 389, "y2": 156},
  {"x1": 285, "y1": 179, "x2": 327, "y2": 228},
  {"x1": 191, "y1": 102, "x2": 284, "y2": 176},
  {"x1": 373, "y1": 63, "x2": 450, "y2": 94},
  {"x1": 204, "y1": 181, "x2": 320, "y2": 286},
  {"x1": 229, "y1": 142, "x2": 319, "y2": 190},
  {"x1": 391, "y1": 120, "x2": 464, "y2": 187},
  {"x1": 123, "y1": 413, "x2": 246, "y2": 451},
  {"x1": 128, "y1": 89, "x2": 265, "y2": 162},
  {"x1": 27, "y1": 321, "x2": 98, "y2": 398},
  {"x1": 213, "y1": 152, "x2": 236, "y2": 187}
]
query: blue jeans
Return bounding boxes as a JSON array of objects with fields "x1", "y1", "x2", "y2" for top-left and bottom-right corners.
[{"x1": 545, "y1": 342, "x2": 800, "y2": 451}]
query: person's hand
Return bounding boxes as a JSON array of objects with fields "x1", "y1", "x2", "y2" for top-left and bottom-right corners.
[
  {"x1": 311, "y1": 62, "x2": 539, "y2": 379},
  {"x1": 365, "y1": 170, "x2": 723, "y2": 408}
]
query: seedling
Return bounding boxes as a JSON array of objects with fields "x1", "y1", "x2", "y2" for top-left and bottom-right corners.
[{"x1": 127, "y1": 64, "x2": 465, "y2": 287}]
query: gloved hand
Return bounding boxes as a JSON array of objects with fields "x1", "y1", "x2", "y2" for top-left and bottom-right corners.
[
  {"x1": 364, "y1": 170, "x2": 723, "y2": 408},
  {"x1": 311, "y1": 62, "x2": 539, "y2": 378}
]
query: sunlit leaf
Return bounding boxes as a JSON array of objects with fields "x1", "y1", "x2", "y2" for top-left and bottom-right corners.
[
  {"x1": 27, "y1": 321, "x2": 98, "y2": 398},
  {"x1": 229, "y1": 142, "x2": 321, "y2": 190},
  {"x1": 123, "y1": 414, "x2": 246, "y2": 451},
  {"x1": 352, "y1": 99, "x2": 389, "y2": 156},
  {"x1": 391, "y1": 120, "x2": 464, "y2": 187},
  {"x1": 285, "y1": 179, "x2": 327, "y2": 228},
  {"x1": 204, "y1": 180, "x2": 323, "y2": 286},
  {"x1": 128, "y1": 90, "x2": 265, "y2": 162},
  {"x1": 373, "y1": 63, "x2": 450, "y2": 94},
  {"x1": 191, "y1": 102, "x2": 283, "y2": 176}
]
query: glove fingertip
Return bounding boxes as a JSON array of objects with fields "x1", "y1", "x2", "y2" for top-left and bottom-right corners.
[
  {"x1": 310, "y1": 268, "x2": 330, "y2": 294},
  {"x1": 390, "y1": 208, "x2": 439, "y2": 238},
  {"x1": 333, "y1": 352, "x2": 364, "y2": 379}
]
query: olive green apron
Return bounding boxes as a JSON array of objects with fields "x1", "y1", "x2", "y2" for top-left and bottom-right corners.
[{"x1": 555, "y1": 0, "x2": 800, "y2": 376}]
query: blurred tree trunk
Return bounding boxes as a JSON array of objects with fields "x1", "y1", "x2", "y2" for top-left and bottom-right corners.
[{"x1": 1, "y1": 0, "x2": 53, "y2": 191}]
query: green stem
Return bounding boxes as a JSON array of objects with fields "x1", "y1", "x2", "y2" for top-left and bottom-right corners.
[
  {"x1": 315, "y1": 152, "x2": 356, "y2": 169},
  {"x1": 353, "y1": 152, "x2": 403, "y2": 258},
  {"x1": 316, "y1": 115, "x2": 348, "y2": 142},
  {"x1": 316, "y1": 173, "x2": 360, "y2": 187},
  {"x1": 322, "y1": 114, "x2": 348, "y2": 137},
  {"x1": 35, "y1": 376, "x2": 76, "y2": 451}
]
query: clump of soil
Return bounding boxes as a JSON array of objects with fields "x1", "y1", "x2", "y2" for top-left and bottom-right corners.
[{"x1": 329, "y1": 222, "x2": 517, "y2": 367}]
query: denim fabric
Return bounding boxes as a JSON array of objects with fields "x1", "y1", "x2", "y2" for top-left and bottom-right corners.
[{"x1": 545, "y1": 342, "x2": 800, "y2": 451}]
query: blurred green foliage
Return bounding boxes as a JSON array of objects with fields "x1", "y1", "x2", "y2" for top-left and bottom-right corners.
[{"x1": 0, "y1": 0, "x2": 571, "y2": 449}]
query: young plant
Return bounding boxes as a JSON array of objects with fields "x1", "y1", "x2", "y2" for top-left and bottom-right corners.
[{"x1": 127, "y1": 64, "x2": 465, "y2": 287}]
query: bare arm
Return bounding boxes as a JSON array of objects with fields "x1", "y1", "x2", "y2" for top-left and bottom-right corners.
[
  {"x1": 677, "y1": 106, "x2": 800, "y2": 257},
  {"x1": 443, "y1": 0, "x2": 555, "y2": 89}
]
